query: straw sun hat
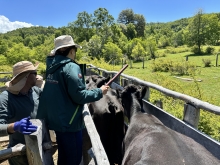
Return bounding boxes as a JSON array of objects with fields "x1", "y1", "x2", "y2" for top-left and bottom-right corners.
[
  {"x1": 49, "y1": 35, "x2": 82, "y2": 56},
  {"x1": 5, "y1": 61, "x2": 39, "y2": 94}
]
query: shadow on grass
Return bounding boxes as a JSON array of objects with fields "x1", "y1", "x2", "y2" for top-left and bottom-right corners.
[{"x1": 184, "y1": 53, "x2": 214, "y2": 57}]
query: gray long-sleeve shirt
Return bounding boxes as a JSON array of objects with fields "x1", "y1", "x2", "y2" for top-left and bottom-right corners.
[{"x1": 0, "y1": 86, "x2": 41, "y2": 147}]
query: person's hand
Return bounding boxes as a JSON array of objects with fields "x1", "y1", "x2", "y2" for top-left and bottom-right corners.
[
  {"x1": 100, "y1": 85, "x2": 109, "y2": 95},
  {"x1": 13, "y1": 117, "x2": 38, "y2": 135},
  {"x1": 101, "y1": 85, "x2": 109, "y2": 95}
]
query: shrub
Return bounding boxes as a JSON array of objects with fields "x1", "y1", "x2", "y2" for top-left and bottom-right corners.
[
  {"x1": 205, "y1": 46, "x2": 215, "y2": 54},
  {"x1": 151, "y1": 59, "x2": 197, "y2": 76},
  {"x1": 191, "y1": 45, "x2": 200, "y2": 54},
  {"x1": 202, "y1": 59, "x2": 211, "y2": 67}
]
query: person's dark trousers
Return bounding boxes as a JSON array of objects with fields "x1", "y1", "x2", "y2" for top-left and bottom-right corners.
[{"x1": 55, "y1": 130, "x2": 82, "y2": 165}]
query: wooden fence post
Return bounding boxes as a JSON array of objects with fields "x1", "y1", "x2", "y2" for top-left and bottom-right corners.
[
  {"x1": 155, "y1": 100, "x2": 163, "y2": 109},
  {"x1": 216, "y1": 52, "x2": 219, "y2": 67},
  {"x1": 130, "y1": 60, "x2": 132, "y2": 69},
  {"x1": 183, "y1": 103, "x2": 200, "y2": 128},
  {"x1": 25, "y1": 119, "x2": 54, "y2": 165},
  {"x1": 102, "y1": 71, "x2": 109, "y2": 79},
  {"x1": 143, "y1": 86, "x2": 150, "y2": 101},
  {"x1": 121, "y1": 78, "x2": 129, "y2": 87}
]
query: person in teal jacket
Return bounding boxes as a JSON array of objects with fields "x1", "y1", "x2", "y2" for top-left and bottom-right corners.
[{"x1": 37, "y1": 35, "x2": 109, "y2": 165}]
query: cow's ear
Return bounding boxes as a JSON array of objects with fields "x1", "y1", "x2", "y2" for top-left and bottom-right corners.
[
  {"x1": 106, "y1": 76, "x2": 110, "y2": 83},
  {"x1": 85, "y1": 78, "x2": 90, "y2": 84},
  {"x1": 141, "y1": 86, "x2": 147, "y2": 99},
  {"x1": 85, "y1": 76, "x2": 90, "y2": 84},
  {"x1": 91, "y1": 76, "x2": 97, "y2": 83}
]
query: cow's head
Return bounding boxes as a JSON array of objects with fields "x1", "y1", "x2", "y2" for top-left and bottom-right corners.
[
  {"x1": 117, "y1": 84, "x2": 146, "y2": 120},
  {"x1": 86, "y1": 75, "x2": 110, "y2": 89}
]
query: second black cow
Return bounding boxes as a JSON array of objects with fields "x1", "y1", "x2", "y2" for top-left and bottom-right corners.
[{"x1": 83, "y1": 75, "x2": 125, "y2": 165}]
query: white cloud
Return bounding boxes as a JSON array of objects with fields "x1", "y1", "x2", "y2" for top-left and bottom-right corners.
[{"x1": 0, "y1": 15, "x2": 34, "y2": 33}]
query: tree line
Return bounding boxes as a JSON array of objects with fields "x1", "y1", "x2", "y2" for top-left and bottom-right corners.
[{"x1": 0, "y1": 8, "x2": 220, "y2": 65}]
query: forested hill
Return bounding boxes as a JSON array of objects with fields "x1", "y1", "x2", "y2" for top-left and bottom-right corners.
[{"x1": 0, "y1": 8, "x2": 220, "y2": 67}]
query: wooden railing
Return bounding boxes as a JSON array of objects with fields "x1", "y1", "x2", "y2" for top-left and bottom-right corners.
[{"x1": 86, "y1": 64, "x2": 220, "y2": 129}]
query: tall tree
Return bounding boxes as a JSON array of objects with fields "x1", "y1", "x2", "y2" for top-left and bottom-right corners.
[
  {"x1": 68, "y1": 11, "x2": 94, "y2": 42},
  {"x1": 186, "y1": 9, "x2": 206, "y2": 54},
  {"x1": 102, "y1": 42, "x2": 123, "y2": 63},
  {"x1": 146, "y1": 36, "x2": 157, "y2": 59},
  {"x1": 117, "y1": 9, "x2": 135, "y2": 24},
  {"x1": 203, "y1": 14, "x2": 220, "y2": 45},
  {"x1": 87, "y1": 35, "x2": 102, "y2": 59},
  {"x1": 93, "y1": 8, "x2": 114, "y2": 29},
  {"x1": 131, "y1": 42, "x2": 146, "y2": 61},
  {"x1": 126, "y1": 23, "x2": 137, "y2": 40},
  {"x1": 134, "y1": 14, "x2": 146, "y2": 37}
]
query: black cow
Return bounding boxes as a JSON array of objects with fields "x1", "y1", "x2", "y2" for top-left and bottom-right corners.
[
  {"x1": 83, "y1": 75, "x2": 125, "y2": 165},
  {"x1": 118, "y1": 84, "x2": 220, "y2": 165}
]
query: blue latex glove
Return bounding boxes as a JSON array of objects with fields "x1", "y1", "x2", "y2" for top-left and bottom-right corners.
[{"x1": 13, "y1": 116, "x2": 38, "y2": 135}]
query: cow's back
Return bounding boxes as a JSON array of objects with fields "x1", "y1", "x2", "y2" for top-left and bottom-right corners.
[{"x1": 122, "y1": 112, "x2": 220, "y2": 165}]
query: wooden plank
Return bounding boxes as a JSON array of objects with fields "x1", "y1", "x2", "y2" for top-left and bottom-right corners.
[
  {"x1": 83, "y1": 104, "x2": 110, "y2": 165},
  {"x1": 25, "y1": 119, "x2": 54, "y2": 165},
  {"x1": 0, "y1": 136, "x2": 9, "y2": 143},
  {"x1": 0, "y1": 143, "x2": 26, "y2": 162},
  {"x1": 0, "y1": 72, "x2": 12, "y2": 74},
  {"x1": 173, "y1": 76, "x2": 202, "y2": 82}
]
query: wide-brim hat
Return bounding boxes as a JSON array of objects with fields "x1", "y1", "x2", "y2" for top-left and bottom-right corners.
[
  {"x1": 53, "y1": 35, "x2": 82, "y2": 53},
  {"x1": 5, "y1": 61, "x2": 39, "y2": 88}
]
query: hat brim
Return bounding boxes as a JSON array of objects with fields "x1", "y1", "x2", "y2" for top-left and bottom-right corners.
[
  {"x1": 5, "y1": 63, "x2": 39, "y2": 87},
  {"x1": 54, "y1": 43, "x2": 82, "y2": 53}
]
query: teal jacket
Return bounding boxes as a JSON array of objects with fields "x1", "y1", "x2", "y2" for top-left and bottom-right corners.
[{"x1": 37, "y1": 55, "x2": 103, "y2": 132}]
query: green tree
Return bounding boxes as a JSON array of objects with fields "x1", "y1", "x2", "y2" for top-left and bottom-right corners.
[
  {"x1": 134, "y1": 14, "x2": 146, "y2": 37},
  {"x1": 102, "y1": 42, "x2": 123, "y2": 63},
  {"x1": 203, "y1": 14, "x2": 220, "y2": 45},
  {"x1": 0, "y1": 39, "x2": 8, "y2": 55},
  {"x1": 68, "y1": 11, "x2": 94, "y2": 42},
  {"x1": 126, "y1": 23, "x2": 137, "y2": 40},
  {"x1": 145, "y1": 36, "x2": 157, "y2": 59},
  {"x1": 6, "y1": 43, "x2": 34, "y2": 64},
  {"x1": 186, "y1": 9, "x2": 206, "y2": 54},
  {"x1": 171, "y1": 31, "x2": 184, "y2": 47},
  {"x1": 158, "y1": 35, "x2": 170, "y2": 48},
  {"x1": 93, "y1": 8, "x2": 114, "y2": 30},
  {"x1": 131, "y1": 42, "x2": 146, "y2": 61},
  {"x1": 87, "y1": 35, "x2": 102, "y2": 59},
  {"x1": 117, "y1": 9, "x2": 135, "y2": 24}
]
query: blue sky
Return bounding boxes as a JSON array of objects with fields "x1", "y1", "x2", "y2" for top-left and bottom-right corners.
[{"x1": 0, "y1": 0, "x2": 219, "y2": 33}]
